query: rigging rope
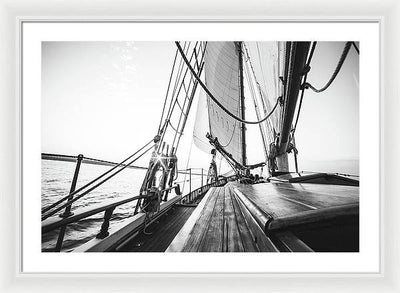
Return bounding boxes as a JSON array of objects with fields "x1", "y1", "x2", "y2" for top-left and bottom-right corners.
[
  {"x1": 176, "y1": 41, "x2": 281, "y2": 125},
  {"x1": 242, "y1": 45, "x2": 272, "y2": 160},
  {"x1": 181, "y1": 139, "x2": 193, "y2": 194},
  {"x1": 41, "y1": 138, "x2": 155, "y2": 215},
  {"x1": 302, "y1": 42, "x2": 352, "y2": 93},
  {"x1": 168, "y1": 119, "x2": 183, "y2": 135},
  {"x1": 158, "y1": 42, "x2": 191, "y2": 146},
  {"x1": 159, "y1": 42, "x2": 205, "y2": 156},
  {"x1": 158, "y1": 48, "x2": 179, "y2": 133},
  {"x1": 352, "y1": 42, "x2": 359, "y2": 55},
  {"x1": 172, "y1": 42, "x2": 206, "y2": 150},
  {"x1": 293, "y1": 41, "x2": 317, "y2": 132},
  {"x1": 42, "y1": 143, "x2": 154, "y2": 220}
]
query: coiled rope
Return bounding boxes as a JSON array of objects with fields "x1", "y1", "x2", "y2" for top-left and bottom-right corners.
[
  {"x1": 176, "y1": 41, "x2": 281, "y2": 125},
  {"x1": 302, "y1": 42, "x2": 352, "y2": 93}
]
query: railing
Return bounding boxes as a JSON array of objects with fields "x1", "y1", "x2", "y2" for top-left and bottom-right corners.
[
  {"x1": 41, "y1": 150, "x2": 212, "y2": 252},
  {"x1": 42, "y1": 184, "x2": 183, "y2": 252},
  {"x1": 180, "y1": 175, "x2": 237, "y2": 204},
  {"x1": 41, "y1": 138, "x2": 155, "y2": 251},
  {"x1": 42, "y1": 195, "x2": 143, "y2": 235},
  {"x1": 43, "y1": 183, "x2": 181, "y2": 236}
]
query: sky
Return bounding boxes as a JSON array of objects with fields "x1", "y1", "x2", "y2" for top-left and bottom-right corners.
[{"x1": 42, "y1": 41, "x2": 359, "y2": 175}]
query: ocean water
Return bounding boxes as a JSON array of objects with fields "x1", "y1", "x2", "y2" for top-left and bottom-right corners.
[{"x1": 41, "y1": 160, "x2": 203, "y2": 252}]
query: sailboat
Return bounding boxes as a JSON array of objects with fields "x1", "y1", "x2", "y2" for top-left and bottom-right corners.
[{"x1": 41, "y1": 41, "x2": 359, "y2": 252}]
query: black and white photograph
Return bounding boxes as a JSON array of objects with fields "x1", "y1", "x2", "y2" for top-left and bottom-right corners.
[
  {"x1": 41, "y1": 40, "x2": 360, "y2": 253},
  {"x1": 4, "y1": 0, "x2": 400, "y2": 289}
]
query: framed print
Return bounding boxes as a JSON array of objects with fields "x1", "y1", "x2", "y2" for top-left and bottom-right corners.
[{"x1": 1, "y1": 0, "x2": 399, "y2": 292}]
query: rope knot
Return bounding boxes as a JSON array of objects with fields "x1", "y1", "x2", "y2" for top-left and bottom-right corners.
[
  {"x1": 302, "y1": 65, "x2": 311, "y2": 76},
  {"x1": 300, "y1": 83, "x2": 310, "y2": 90},
  {"x1": 277, "y1": 96, "x2": 284, "y2": 106},
  {"x1": 153, "y1": 135, "x2": 161, "y2": 143}
]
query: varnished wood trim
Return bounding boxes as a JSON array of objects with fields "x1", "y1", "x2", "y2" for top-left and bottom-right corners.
[{"x1": 267, "y1": 203, "x2": 359, "y2": 231}]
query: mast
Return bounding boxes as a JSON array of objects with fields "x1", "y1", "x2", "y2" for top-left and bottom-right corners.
[
  {"x1": 238, "y1": 42, "x2": 247, "y2": 166},
  {"x1": 276, "y1": 42, "x2": 310, "y2": 173}
]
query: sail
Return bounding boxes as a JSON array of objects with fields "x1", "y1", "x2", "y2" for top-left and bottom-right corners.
[
  {"x1": 244, "y1": 42, "x2": 286, "y2": 147},
  {"x1": 193, "y1": 90, "x2": 212, "y2": 153},
  {"x1": 193, "y1": 42, "x2": 286, "y2": 164},
  {"x1": 202, "y1": 42, "x2": 243, "y2": 164}
]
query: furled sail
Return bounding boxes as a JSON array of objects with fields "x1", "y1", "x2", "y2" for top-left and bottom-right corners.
[{"x1": 195, "y1": 42, "x2": 243, "y2": 164}]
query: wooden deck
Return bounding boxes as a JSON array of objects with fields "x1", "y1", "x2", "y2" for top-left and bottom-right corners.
[
  {"x1": 166, "y1": 186, "x2": 279, "y2": 252},
  {"x1": 167, "y1": 181, "x2": 359, "y2": 252}
]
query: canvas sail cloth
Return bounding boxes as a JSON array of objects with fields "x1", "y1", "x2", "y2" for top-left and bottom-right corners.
[
  {"x1": 244, "y1": 42, "x2": 286, "y2": 152},
  {"x1": 194, "y1": 41, "x2": 286, "y2": 164},
  {"x1": 193, "y1": 42, "x2": 244, "y2": 164}
]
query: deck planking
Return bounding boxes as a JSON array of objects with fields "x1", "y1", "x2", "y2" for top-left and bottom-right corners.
[
  {"x1": 181, "y1": 187, "x2": 221, "y2": 252},
  {"x1": 199, "y1": 187, "x2": 225, "y2": 252},
  {"x1": 223, "y1": 186, "x2": 245, "y2": 252},
  {"x1": 116, "y1": 205, "x2": 195, "y2": 252},
  {"x1": 168, "y1": 184, "x2": 278, "y2": 252},
  {"x1": 167, "y1": 181, "x2": 359, "y2": 252}
]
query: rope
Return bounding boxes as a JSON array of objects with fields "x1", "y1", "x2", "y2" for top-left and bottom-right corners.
[
  {"x1": 158, "y1": 42, "x2": 191, "y2": 147},
  {"x1": 352, "y1": 42, "x2": 359, "y2": 55},
  {"x1": 302, "y1": 42, "x2": 352, "y2": 93},
  {"x1": 293, "y1": 41, "x2": 317, "y2": 132},
  {"x1": 176, "y1": 42, "x2": 281, "y2": 125},
  {"x1": 256, "y1": 43, "x2": 268, "y2": 96},
  {"x1": 165, "y1": 42, "x2": 193, "y2": 126},
  {"x1": 41, "y1": 138, "x2": 154, "y2": 214},
  {"x1": 243, "y1": 43, "x2": 276, "y2": 140},
  {"x1": 160, "y1": 42, "x2": 203, "y2": 154},
  {"x1": 158, "y1": 48, "x2": 179, "y2": 133},
  {"x1": 83, "y1": 156, "x2": 147, "y2": 170},
  {"x1": 172, "y1": 43, "x2": 207, "y2": 153},
  {"x1": 242, "y1": 50, "x2": 270, "y2": 160},
  {"x1": 42, "y1": 144, "x2": 154, "y2": 220},
  {"x1": 182, "y1": 139, "x2": 193, "y2": 194},
  {"x1": 167, "y1": 119, "x2": 183, "y2": 135}
]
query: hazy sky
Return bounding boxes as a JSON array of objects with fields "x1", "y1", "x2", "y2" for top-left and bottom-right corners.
[{"x1": 42, "y1": 41, "x2": 359, "y2": 175}]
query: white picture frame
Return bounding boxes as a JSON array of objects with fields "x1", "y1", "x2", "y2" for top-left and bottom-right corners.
[{"x1": 1, "y1": 0, "x2": 398, "y2": 291}]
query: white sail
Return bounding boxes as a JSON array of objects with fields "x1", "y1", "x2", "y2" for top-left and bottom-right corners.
[
  {"x1": 203, "y1": 42, "x2": 243, "y2": 163},
  {"x1": 193, "y1": 90, "x2": 212, "y2": 153},
  {"x1": 193, "y1": 42, "x2": 287, "y2": 164},
  {"x1": 244, "y1": 42, "x2": 286, "y2": 147}
]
